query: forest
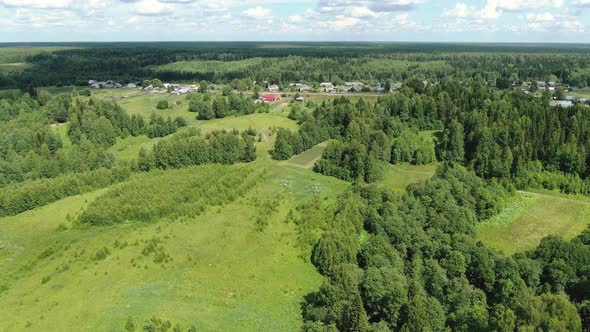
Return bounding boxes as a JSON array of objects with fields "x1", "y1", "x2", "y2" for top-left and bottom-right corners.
[
  {"x1": 1, "y1": 43, "x2": 590, "y2": 331},
  {"x1": 2, "y1": 42, "x2": 590, "y2": 89}
]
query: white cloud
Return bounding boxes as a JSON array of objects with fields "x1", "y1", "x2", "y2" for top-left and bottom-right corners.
[
  {"x1": 525, "y1": 12, "x2": 555, "y2": 22},
  {"x1": 316, "y1": 15, "x2": 362, "y2": 30},
  {"x1": 573, "y1": 0, "x2": 590, "y2": 7},
  {"x1": 132, "y1": 0, "x2": 172, "y2": 16},
  {"x1": 288, "y1": 15, "x2": 303, "y2": 23},
  {"x1": 0, "y1": 0, "x2": 73, "y2": 9},
  {"x1": 444, "y1": 0, "x2": 563, "y2": 20},
  {"x1": 350, "y1": 6, "x2": 377, "y2": 18},
  {"x1": 491, "y1": 0, "x2": 564, "y2": 11},
  {"x1": 242, "y1": 6, "x2": 272, "y2": 20},
  {"x1": 443, "y1": 3, "x2": 471, "y2": 18},
  {"x1": 318, "y1": 0, "x2": 424, "y2": 14}
]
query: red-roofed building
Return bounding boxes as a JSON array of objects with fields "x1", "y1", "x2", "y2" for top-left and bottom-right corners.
[{"x1": 263, "y1": 94, "x2": 279, "y2": 102}]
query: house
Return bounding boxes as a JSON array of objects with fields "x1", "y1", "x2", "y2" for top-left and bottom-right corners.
[
  {"x1": 324, "y1": 87, "x2": 337, "y2": 93},
  {"x1": 375, "y1": 87, "x2": 386, "y2": 93},
  {"x1": 90, "y1": 83, "x2": 100, "y2": 89},
  {"x1": 295, "y1": 96, "x2": 305, "y2": 102},
  {"x1": 88, "y1": 80, "x2": 96, "y2": 85},
  {"x1": 320, "y1": 82, "x2": 334, "y2": 88},
  {"x1": 580, "y1": 98, "x2": 588, "y2": 104},
  {"x1": 144, "y1": 85, "x2": 154, "y2": 92},
  {"x1": 345, "y1": 82, "x2": 364, "y2": 87},
  {"x1": 127, "y1": 83, "x2": 137, "y2": 88},
  {"x1": 550, "y1": 100, "x2": 573, "y2": 108},
  {"x1": 263, "y1": 94, "x2": 279, "y2": 102},
  {"x1": 548, "y1": 87, "x2": 556, "y2": 92},
  {"x1": 537, "y1": 81, "x2": 547, "y2": 89},
  {"x1": 267, "y1": 84, "x2": 279, "y2": 92},
  {"x1": 298, "y1": 85, "x2": 311, "y2": 92}
]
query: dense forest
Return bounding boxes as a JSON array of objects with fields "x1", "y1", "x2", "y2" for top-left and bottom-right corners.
[
  {"x1": 2, "y1": 43, "x2": 590, "y2": 89},
  {"x1": 297, "y1": 165, "x2": 589, "y2": 331}
]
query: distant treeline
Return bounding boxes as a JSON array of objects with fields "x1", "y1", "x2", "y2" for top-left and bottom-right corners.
[{"x1": 3, "y1": 43, "x2": 590, "y2": 89}]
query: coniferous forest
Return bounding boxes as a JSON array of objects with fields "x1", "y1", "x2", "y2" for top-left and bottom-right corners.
[{"x1": 1, "y1": 42, "x2": 590, "y2": 331}]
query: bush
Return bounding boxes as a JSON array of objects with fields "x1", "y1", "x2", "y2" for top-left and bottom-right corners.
[{"x1": 156, "y1": 100, "x2": 169, "y2": 110}]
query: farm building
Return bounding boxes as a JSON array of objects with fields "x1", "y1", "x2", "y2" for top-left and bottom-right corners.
[
  {"x1": 263, "y1": 94, "x2": 280, "y2": 102},
  {"x1": 550, "y1": 100, "x2": 573, "y2": 108}
]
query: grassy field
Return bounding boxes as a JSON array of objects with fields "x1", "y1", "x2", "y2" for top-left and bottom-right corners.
[
  {"x1": 108, "y1": 134, "x2": 159, "y2": 161},
  {"x1": 0, "y1": 63, "x2": 31, "y2": 74},
  {"x1": 0, "y1": 46, "x2": 77, "y2": 64},
  {"x1": 380, "y1": 163, "x2": 438, "y2": 193},
  {"x1": 478, "y1": 191, "x2": 590, "y2": 255},
  {"x1": 287, "y1": 142, "x2": 328, "y2": 168},
  {"x1": 0, "y1": 160, "x2": 348, "y2": 331},
  {"x1": 50, "y1": 123, "x2": 72, "y2": 152},
  {"x1": 568, "y1": 88, "x2": 590, "y2": 99}
]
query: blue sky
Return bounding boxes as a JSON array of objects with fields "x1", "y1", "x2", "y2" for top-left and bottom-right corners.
[{"x1": 0, "y1": 0, "x2": 589, "y2": 42}]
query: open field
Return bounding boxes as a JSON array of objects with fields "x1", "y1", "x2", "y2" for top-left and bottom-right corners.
[
  {"x1": 0, "y1": 161, "x2": 348, "y2": 331},
  {"x1": 50, "y1": 123, "x2": 72, "y2": 152},
  {"x1": 0, "y1": 46, "x2": 77, "y2": 64},
  {"x1": 0, "y1": 63, "x2": 31, "y2": 74},
  {"x1": 568, "y1": 88, "x2": 590, "y2": 100},
  {"x1": 477, "y1": 191, "x2": 590, "y2": 255},
  {"x1": 287, "y1": 142, "x2": 328, "y2": 168},
  {"x1": 380, "y1": 163, "x2": 438, "y2": 193}
]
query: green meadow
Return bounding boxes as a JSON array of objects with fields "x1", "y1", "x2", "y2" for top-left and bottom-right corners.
[
  {"x1": 0, "y1": 161, "x2": 348, "y2": 331},
  {"x1": 478, "y1": 191, "x2": 590, "y2": 255}
]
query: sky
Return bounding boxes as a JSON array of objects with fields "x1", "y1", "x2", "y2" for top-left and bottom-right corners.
[{"x1": 0, "y1": 0, "x2": 590, "y2": 43}]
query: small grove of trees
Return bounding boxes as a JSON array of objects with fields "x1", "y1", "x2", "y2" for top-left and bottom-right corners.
[
  {"x1": 272, "y1": 97, "x2": 437, "y2": 183},
  {"x1": 79, "y1": 164, "x2": 263, "y2": 225},
  {"x1": 135, "y1": 128, "x2": 256, "y2": 172},
  {"x1": 187, "y1": 92, "x2": 257, "y2": 120}
]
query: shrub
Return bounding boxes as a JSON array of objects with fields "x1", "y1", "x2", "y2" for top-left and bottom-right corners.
[{"x1": 156, "y1": 100, "x2": 169, "y2": 110}]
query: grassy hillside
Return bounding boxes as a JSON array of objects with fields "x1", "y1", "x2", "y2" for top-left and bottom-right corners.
[
  {"x1": 287, "y1": 142, "x2": 328, "y2": 169},
  {"x1": 477, "y1": 191, "x2": 590, "y2": 254},
  {"x1": 0, "y1": 161, "x2": 348, "y2": 331}
]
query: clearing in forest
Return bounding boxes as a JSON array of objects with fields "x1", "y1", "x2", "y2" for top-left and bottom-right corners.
[
  {"x1": 477, "y1": 191, "x2": 590, "y2": 255},
  {"x1": 287, "y1": 142, "x2": 328, "y2": 168},
  {"x1": 380, "y1": 163, "x2": 438, "y2": 193}
]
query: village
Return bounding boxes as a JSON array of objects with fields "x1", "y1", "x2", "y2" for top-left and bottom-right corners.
[{"x1": 87, "y1": 78, "x2": 589, "y2": 108}]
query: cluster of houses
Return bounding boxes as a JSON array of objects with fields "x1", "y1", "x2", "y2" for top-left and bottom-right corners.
[
  {"x1": 89, "y1": 79, "x2": 216, "y2": 96},
  {"x1": 88, "y1": 80, "x2": 136, "y2": 89},
  {"x1": 549, "y1": 96, "x2": 588, "y2": 108},
  {"x1": 274, "y1": 81, "x2": 403, "y2": 94}
]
